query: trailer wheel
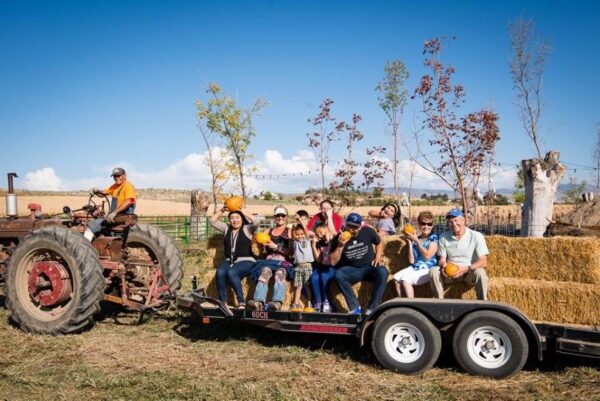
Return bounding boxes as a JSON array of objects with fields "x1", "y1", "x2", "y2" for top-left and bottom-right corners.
[
  {"x1": 127, "y1": 224, "x2": 183, "y2": 292},
  {"x1": 371, "y1": 308, "x2": 441, "y2": 375},
  {"x1": 5, "y1": 226, "x2": 104, "y2": 335},
  {"x1": 452, "y1": 310, "x2": 528, "y2": 378}
]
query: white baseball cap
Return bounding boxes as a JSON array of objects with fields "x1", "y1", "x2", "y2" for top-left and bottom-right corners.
[{"x1": 273, "y1": 206, "x2": 288, "y2": 216}]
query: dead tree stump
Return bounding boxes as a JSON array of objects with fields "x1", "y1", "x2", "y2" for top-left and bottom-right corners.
[{"x1": 521, "y1": 150, "x2": 566, "y2": 237}]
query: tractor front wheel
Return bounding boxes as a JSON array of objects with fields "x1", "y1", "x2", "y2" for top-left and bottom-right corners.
[{"x1": 5, "y1": 226, "x2": 104, "y2": 335}]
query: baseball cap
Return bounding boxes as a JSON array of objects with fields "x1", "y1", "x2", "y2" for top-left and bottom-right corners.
[
  {"x1": 110, "y1": 167, "x2": 126, "y2": 177},
  {"x1": 446, "y1": 208, "x2": 464, "y2": 219},
  {"x1": 273, "y1": 205, "x2": 288, "y2": 216},
  {"x1": 345, "y1": 212, "x2": 363, "y2": 227}
]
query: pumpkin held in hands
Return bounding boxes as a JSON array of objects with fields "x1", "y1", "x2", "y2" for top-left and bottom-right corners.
[
  {"x1": 255, "y1": 232, "x2": 271, "y2": 245},
  {"x1": 225, "y1": 196, "x2": 244, "y2": 212},
  {"x1": 403, "y1": 224, "x2": 416, "y2": 235},
  {"x1": 340, "y1": 231, "x2": 352, "y2": 241},
  {"x1": 444, "y1": 263, "x2": 460, "y2": 277}
]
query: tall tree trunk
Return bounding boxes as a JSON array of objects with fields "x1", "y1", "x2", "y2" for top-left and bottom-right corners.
[
  {"x1": 190, "y1": 190, "x2": 209, "y2": 240},
  {"x1": 521, "y1": 150, "x2": 566, "y2": 237}
]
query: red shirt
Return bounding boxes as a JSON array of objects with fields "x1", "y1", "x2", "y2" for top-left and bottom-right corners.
[{"x1": 307, "y1": 212, "x2": 343, "y2": 233}]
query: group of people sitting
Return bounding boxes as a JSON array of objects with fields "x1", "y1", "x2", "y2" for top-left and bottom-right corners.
[{"x1": 210, "y1": 199, "x2": 489, "y2": 315}]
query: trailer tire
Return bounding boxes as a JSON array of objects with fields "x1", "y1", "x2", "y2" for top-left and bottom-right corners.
[
  {"x1": 371, "y1": 308, "x2": 441, "y2": 375},
  {"x1": 452, "y1": 310, "x2": 528, "y2": 378},
  {"x1": 127, "y1": 224, "x2": 183, "y2": 292},
  {"x1": 5, "y1": 226, "x2": 104, "y2": 335}
]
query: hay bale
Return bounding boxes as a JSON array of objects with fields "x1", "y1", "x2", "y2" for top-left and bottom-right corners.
[
  {"x1": 202, "y1": 234, "x2": 600, "y2": 325},
  {"x1": 487, "y1": 278, "x2": 600, "y2": 326},
  {"x1": 486, "y1": 236, "x2": 600, "y2": 284}
]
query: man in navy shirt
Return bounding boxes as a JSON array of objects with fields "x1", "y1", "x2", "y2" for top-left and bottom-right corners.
[{"x1": 331, "y1": 213, "x2": 389, "y2": 315}]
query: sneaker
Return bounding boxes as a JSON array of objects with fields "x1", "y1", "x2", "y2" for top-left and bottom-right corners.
[
  {"x1": 365, "y1": 309, "x2": 373, "y2": 316},
  {"x1": 313, "y1": 303, "x2": 322, "y2": 312},
  {"x1": 267, "y1": 301, "x2": 282, "y2": 311},
  {"x1": 290, "y1": 303, "x2": 304, "y2": 312},
  {"x1": 237, "y1": 302, "x2": 246, "y2": 310},
  {"x1": 349, "y1": 306, "x2": 362, "y2": 315},
  {"x1": 247, "y1": 300, "x2": 264, "y2": 311},
  {"x1": 322, "y1": 302, "x2": 332, "y2": 313}
]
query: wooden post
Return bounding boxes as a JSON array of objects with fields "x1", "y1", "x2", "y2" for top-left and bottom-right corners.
[
  {"x1": 521, "y1": 150, "x2": 566, "y2": 237},
  {"x1": 190, "y1": 190, "x2": 209, "y2": 241}
]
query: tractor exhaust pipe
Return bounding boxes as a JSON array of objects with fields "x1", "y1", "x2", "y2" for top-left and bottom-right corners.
[{"x1": 6, "y1": 172, "x2": 18, "y2": 218}]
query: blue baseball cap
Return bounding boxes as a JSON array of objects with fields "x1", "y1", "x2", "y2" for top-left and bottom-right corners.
[
  {"x1": 446, "y1": 208, "x2": 464, "y2": 219},
  {"x1": 345, "y1": 212, "x2": 363, "y2": 227}
]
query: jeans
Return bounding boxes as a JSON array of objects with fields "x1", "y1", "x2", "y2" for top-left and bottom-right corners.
[
  {"x1": 310, "y1": 264, "x2": 336, "y2": 305},
  {"x1": 87, "y1": 205, "x2": 136, "y2": 234},
  {"x1": 335, "y1": 265, "x2": 389, "y2": 311},
  {"x1": 215, "y1": 260, "x2": 256, "y2": 303},
  {"x1": 252, "y1": 265, "x2": 287, "y2": 303}
]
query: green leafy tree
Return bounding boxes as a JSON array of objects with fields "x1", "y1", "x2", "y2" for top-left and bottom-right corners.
[
  {"x1": 196, "y1": 82, "x2": 267, "y2": 199},
  {"x1": 375, "y1": 60, "x2": 409, "y2": 202}
]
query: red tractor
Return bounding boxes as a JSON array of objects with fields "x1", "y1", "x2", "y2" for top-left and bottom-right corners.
[{"x1": 0, "y1": 172, "x2": 183, "y2": 335}]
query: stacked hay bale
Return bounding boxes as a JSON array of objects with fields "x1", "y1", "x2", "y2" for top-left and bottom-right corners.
[{"x1": 202, "y1": 234, "x2": 600, "y2": 325}]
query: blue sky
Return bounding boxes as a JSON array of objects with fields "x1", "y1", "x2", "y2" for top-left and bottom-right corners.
[{"x1": 1, "y1": 0, "x2": 598, "y2": 194}]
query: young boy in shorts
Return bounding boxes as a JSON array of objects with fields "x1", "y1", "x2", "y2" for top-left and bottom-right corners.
[{"x1": 290, "y1": 216, "x2": 315, "y2": 312}]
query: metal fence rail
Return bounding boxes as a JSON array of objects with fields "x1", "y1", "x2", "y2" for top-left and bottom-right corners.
[{"x1": 137, "y1": 215, "x2": 557, "y2": 244}]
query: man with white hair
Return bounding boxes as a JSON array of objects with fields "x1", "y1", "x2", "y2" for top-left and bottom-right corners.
[{"x1": 429, "y1": 208, "x2": 489, "y2": 300}]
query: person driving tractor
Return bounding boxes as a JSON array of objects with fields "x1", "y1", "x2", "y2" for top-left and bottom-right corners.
[{"x1": 84, "y1": 167, "x2": 137, "y2": 241}]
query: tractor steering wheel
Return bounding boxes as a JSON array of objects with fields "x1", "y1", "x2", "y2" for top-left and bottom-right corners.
[{"x1": 87, "y1": 192, "x2": 110, "y2": 217}]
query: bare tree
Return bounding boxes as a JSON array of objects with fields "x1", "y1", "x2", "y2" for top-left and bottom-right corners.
[
  {"x1": 509, "y1": 16, "x2": 551, "y2": 158},
  {"x1": 413, "y1": 37, "x2": 500, "y2": 218},
  {"x1": 307, "y1": 99, "x2": 342, "y2": 192},
  {"x1": 375, "y1": 60, "x2": 409, "y2": 202}
]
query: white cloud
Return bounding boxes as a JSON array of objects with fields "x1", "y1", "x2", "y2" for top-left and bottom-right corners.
[
  {"x1": 22, "y1": 168, "x2": 63, "y2": 191},
  {"x1": 18, "y1": 150, "x2": 517, "y2": 194}
]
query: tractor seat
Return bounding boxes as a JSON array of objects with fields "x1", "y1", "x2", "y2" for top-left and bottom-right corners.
[{"x1": 108, "y1": 214, "x2": 138, "y2": 231}]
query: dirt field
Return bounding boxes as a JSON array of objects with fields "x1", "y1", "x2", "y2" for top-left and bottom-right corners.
[{"x1": 0, "y1": 195, "x2": 575, "y2": 220}]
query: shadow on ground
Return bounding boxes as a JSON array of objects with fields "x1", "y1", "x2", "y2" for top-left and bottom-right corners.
[{"x1": 173, "y1": 309, "x2": 600, "y2": 375}]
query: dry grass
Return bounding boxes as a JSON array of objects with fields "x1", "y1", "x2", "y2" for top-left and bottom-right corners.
[{"x1": 0, "y1": 246, "x2": 599, "y2": 400}]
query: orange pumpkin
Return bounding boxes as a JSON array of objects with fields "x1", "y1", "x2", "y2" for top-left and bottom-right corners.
[
  {"x1": 225, "y1": 195, "x2": 244, "y2": 212},
  {"x1": 403, "y1": 224, "x2": 416, "y2": 235},
  {"x1": 444, "y1": 263, "x2": 460, "y2": 277},
  {"x1": 340, "y1": 231, "x2": 352, "y2": 241},
  {"x1": 254, "y1": 232, "x2": 271, "y2": 245}
]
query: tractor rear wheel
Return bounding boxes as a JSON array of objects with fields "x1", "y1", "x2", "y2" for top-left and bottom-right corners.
[
  {"x1": 5, "y1": 226, "x2": 104, "y2": 335},
  {"x1": 127, "y1": 224, "x2": 183, "y2": 292}
]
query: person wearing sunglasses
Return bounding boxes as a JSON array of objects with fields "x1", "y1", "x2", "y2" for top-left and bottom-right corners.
[
  {"x1": 85, "y1": 167, "x2": 137, "y2": 241},
  {"x1": 392, "y1": 211, "x2": 438, "y2": 298},
  {"x1": 429, "y1": 208, "x2": 489, "y2": 300}
]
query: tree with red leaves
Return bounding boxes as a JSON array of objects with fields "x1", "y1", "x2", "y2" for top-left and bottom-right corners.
[{"x1": 413, "y1": 37, "x2": 500, "y2": 218}]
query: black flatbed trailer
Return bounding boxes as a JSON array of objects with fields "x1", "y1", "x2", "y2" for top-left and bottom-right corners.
[{"x1": 177, "y1": 289, "x2": 600, "y2": 378}]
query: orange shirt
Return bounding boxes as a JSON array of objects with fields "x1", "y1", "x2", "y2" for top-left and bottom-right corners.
[{"x1": 104, "y1": 180, "x2": 137, "y2": 209}]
